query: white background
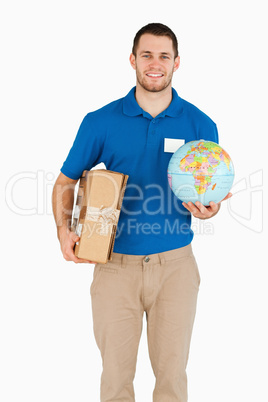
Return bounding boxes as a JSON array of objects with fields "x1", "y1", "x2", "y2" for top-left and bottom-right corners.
[{"x1": 1, "y1": 0, "x2": 267, "y2": 401}]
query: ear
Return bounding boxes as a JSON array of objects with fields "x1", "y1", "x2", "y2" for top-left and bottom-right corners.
[
  {"x1": 129, "y1": 53, "x2": 136, "y2": 70},
  {"x1": 173, "y1": 56, "x2": 180, "y2": 72}
]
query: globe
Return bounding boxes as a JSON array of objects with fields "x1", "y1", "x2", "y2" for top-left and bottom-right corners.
[{"x1": 167, "y1": 140, "x2": 235, "y2": 206}]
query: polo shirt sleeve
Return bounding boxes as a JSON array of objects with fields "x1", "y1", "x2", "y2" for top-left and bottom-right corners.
[
  {"x1": 60, "y1": 113, "x2": 105, "y2": 180},
  {"x1": 201, "y1": 121, "x2": 219, "y2": 144},
  {"x1": 210, "y1": 123, "x2": 219, "y2": 144}
]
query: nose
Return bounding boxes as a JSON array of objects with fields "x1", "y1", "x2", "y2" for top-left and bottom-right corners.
[{"x1": 148, "y1": 56, "x2": 161, "y2": 68}]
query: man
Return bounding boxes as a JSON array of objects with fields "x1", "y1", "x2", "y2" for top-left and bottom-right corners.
[{"x1": 52, "y1": 23, "x2": 231, "y2": 402}]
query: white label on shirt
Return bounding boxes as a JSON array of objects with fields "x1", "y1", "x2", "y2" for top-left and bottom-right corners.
[{"x1": 164, "y1": 138, "x2": 185, "y2": 153}]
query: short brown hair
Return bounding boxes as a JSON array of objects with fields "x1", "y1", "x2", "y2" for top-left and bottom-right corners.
[{"x1": 132, "y1": 23, "x2": 179, "y2": 58}]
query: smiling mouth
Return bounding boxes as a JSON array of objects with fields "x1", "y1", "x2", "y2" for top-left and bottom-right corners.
[{"x1": 146, "y1": 73, "x2": 164, "y2": 78}]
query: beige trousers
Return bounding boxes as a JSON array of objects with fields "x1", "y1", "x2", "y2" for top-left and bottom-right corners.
[{"x1": 90, "y1": 244, "x2": 200, "y2": 402}]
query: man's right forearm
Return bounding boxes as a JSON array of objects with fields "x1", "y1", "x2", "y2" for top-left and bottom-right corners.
[
  {"x1": 52, "y1": 174, "x2": 93, "y2": 264},
  {"x1": 52, "y1": 178, "x2": 76, "y2": 240}
]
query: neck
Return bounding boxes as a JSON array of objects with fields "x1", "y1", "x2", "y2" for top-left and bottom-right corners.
[{"x1": 134, "y1": 83, "x2": 173, "y2": 118}]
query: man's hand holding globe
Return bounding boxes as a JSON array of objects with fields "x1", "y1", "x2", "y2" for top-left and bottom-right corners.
[{"x1": 181, "y1": 192, "x2": 232, "y2": 220}]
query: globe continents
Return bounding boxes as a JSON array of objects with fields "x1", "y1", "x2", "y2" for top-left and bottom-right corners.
[{"x1": 167, "y1": 140, "x2": 235, "y2": 206}]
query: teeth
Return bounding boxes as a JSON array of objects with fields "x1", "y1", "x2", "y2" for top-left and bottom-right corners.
[{"x1": 147, "y1": 74, "x2": 163, "y2": 77}]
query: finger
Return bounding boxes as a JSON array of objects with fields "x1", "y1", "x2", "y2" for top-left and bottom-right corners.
[
  {"x1": 70, "y1": 231, "x2": 80, "y2": 243},
  {"x1": 195, "y1": 201, "x2": 211, "y2": 217},
  {"x1": 69, "y1": 245, "x2": 95, "y2": 264},
  {"x1": 71, "y1": 254, "x2": 93, "y2": 264},
  {"x1": 74, "y1": 257, "x2": 93, "y2": 264},
  {"x1": 182, "y1": 202, "x2": 191, "y2": 212},
  {"x1": 209, "y1": 201, "x2": 220, "y2": 213},
  {"x1": 185, "y1": 202, "x2": 198, "y2": 213},
  {"x1": 63, "y1": 244, "x2": 90, "y2": 264},
  {"x1": 187, "y1": 202, "x2": 204, "y2": 217}
]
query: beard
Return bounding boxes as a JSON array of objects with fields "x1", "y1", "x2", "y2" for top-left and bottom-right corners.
[{"x1": 136, "y1": 69, "x2": 173, "y2": 93}]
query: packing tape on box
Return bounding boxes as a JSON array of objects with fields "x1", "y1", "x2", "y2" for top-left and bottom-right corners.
[
  {"x1": 86, "y1": 205, "x2": 120, "y2": 235},
  {"x1": 73, "y1": 205, "x2": 81, "y2": 219}
]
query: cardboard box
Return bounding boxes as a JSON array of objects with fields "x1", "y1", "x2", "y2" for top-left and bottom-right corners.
[{"x1": 73, "y1": 169, "x2": 128, "y2": 264}]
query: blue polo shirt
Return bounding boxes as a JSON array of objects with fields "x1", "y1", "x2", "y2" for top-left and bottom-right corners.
[{"x1": 61, "y1": 87, "x2": 218, "y2": 255}]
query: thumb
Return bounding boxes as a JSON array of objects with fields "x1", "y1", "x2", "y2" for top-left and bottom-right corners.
[
  {"x1": 221, "y1": 192, "x2": 232, "y2": 202},
  {"x1": 70, "y1": 231, "x2": 80, "y2": 243}
]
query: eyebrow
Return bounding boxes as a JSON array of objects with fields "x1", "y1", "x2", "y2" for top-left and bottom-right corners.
[{"x1": 139, "y1": 50, "x2": 172, "y2": 57}]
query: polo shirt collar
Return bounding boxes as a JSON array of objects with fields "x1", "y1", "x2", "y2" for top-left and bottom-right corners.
[{"x1": 123, "y1": 86, "x2": 183, "y2": 118}]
